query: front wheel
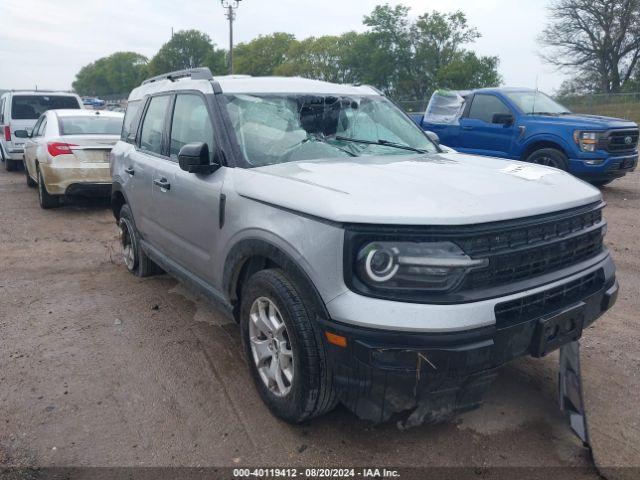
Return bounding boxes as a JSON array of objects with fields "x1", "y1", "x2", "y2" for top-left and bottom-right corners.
[
  {"x1": 240, "y1": 269, "x2": 337, "y2": 423},
  {"x1": 25, "y1": 164, "x2": 37, "y2": 187},
  {"x1": 525, "y1": 148, "x2": 569, "y2": 171}
]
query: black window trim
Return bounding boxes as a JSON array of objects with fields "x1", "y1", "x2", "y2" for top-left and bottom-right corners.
[
  {"x1": 135, "y1": 92, "x2": 174, "y2": 160},
  {"x1": 463, "y1": 93, "x2": 513, "y2": 123},
  {"x1": 166, "y1": 90, "x2": 218, "y2": 165}
]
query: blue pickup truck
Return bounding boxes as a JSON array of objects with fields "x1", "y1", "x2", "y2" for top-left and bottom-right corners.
[{"x1": 410, "y1": 88, "x2": 638, "y2": 185}]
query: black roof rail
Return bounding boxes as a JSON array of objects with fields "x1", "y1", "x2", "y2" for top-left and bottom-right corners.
[{"x1": 142, "y1": 67, "x2": 214, "y2": 85}]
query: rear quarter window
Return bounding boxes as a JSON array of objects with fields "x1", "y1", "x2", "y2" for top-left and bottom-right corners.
[
  {"x1": 11, "y1": 95, "x2": 81, "y2": 120},
  {"x1": 121, "y1": 100, "x2": 141, "y2": 141}
]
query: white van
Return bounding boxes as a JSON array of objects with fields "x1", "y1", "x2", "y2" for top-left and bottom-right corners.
[{"x1": 0, "y1": 91, "x2": 83, "y2": 171}]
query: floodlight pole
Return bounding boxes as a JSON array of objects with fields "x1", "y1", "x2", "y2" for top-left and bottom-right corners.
[{"x1": 221, "y1": 0, "x2": 242, "y2": 75}]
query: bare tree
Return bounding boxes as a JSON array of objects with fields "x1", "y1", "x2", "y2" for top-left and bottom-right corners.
[{"x1": 540, "y1": 0, "x2": 640, "y2": 93}]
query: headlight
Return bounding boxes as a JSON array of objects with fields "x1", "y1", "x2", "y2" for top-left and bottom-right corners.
[
  {"x1": 573, "y1": 131, "x2": 602, "y2": 152},
  {"x1": 355, "y1": 241, "x2": 488, "y2": 292}
]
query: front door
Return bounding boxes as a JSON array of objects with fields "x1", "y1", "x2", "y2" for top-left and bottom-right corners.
[
  {"x1": 458, "y1": 94, "x2": 516, "y2": 158},
  {"x1": 149, "y1": 92, "x2": 223, "y2": 283},
  {"x1": 23, "y1": 115, "x2": 47, "y2": 178}
]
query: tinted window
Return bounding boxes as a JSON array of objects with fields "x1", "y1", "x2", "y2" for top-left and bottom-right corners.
[
  {"x1": 169, "y1": 94, "x2": 214, "y2": 160},
  {"x1": 11, "y1": 95, "x2": 81, "y2": 120},
  {"x1": 59, "y1": 116, "x2": 123, "y2": 135},
  {"x1": 468, "y1": 95, "x2": 510, "y2": 123},
  {"x1": 139, "y1": 96, "x2": 170, "y2": 155},
  {"x1": 121, "y1": 100, "x2": 141, "y2": 141}
]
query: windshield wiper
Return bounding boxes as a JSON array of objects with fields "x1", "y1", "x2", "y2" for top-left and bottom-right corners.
[
  {"x1": 332, "y1": 136, "x2": 429, "y2": 154},
  {"x1": 300, "y1": 134, "x2": 357, "y2": 157}
]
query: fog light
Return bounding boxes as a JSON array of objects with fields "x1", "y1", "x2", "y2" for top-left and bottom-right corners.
[{"x1": 584, "y1": 159, "x2": 605, "y2": 165}]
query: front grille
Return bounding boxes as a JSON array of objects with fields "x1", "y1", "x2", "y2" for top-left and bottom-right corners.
[
  {"x1": 494, "y1": 270, "x2": 605, "y2": 328},
  {"x1": 456, "y1": 205, "x2": 605, "y2": 291},
  {"x1": 604, "y1": 129, "x2": 639, "y2": 153},
  {"x1": 463, "y1": 229, "x2": 603, "y2": 290}
]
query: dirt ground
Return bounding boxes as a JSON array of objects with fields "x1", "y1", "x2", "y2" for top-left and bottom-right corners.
[{"x1": 0, "y1": 166, "x2": 638, "y2": 478}]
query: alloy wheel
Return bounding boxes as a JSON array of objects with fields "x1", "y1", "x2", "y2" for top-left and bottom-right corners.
[{"x1": 248, "y1": 297, "x2": 294, "y2": 397}]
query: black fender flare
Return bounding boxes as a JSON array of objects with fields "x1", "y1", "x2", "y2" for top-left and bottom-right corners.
[
  {"x1": 110, "y1": 180, "x2": 129, "y2": 220},
  {"x1": 223, "y1": 238, "x2": 330, "y2": 321}
]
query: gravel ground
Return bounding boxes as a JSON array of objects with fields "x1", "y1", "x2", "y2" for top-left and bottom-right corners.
[{"x1": 0, "y1": 166, "x2": 637, "y2": 478}]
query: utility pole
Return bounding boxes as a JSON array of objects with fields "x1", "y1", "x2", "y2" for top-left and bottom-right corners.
[{"x1": 220, "y1": 0, "x2": 242, "y2": 74}]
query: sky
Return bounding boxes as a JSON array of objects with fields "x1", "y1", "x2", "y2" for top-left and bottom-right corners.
[{"x1": 0, "y1": 0, "x2": 566, "y2": 94}]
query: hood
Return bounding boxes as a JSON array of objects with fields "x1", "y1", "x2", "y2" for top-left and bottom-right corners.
[
  {"x1": 530, "y1": 113, "x2": 637, "y2": 130},
  {"x1": 232, "y1": 153, "x2": 602, "y2": 225}
]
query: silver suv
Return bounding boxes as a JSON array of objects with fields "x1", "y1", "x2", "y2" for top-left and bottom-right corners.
[{"x1": 111, "y1": 68, "x2": 618, "y2": 425}]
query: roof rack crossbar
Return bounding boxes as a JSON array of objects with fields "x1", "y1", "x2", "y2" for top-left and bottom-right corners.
[{"x1": 142, "y1": 67, "x2": 214, "y2": 85}]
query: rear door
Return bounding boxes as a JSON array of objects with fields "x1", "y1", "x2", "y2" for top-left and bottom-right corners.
[
  {"x1": 148, "y1": 92, "x2": 222, "y2": 282},
  {"x1": 458, "y1": 93, "x2": 516, "y2": 158},
  {"x1": 127, "y1": 94, "x2": 172, "y2": 238}
]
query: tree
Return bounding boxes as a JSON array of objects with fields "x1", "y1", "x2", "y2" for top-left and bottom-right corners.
[
  {"x1": 72, "y1": 52, "x2": 148, "y2": 96},
  {"x1": 275, "y1": 32, "x2": 365, "y2": 83},
  {"x1": 540, "y1": 0, "x2": 640, "y2": 93},
  {"x1": 360, "y1": 5, "x2": 501, "y2": 99},
  {"x1": 148, "y1": 30, "x2": 227, "y2": 76},
  {"x1": 234, "y1": 33, "x2": 297, "y2": 76}
]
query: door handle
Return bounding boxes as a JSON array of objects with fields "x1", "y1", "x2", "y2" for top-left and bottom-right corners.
[
  {"x1": 462, "y1": 126, "x2": 474, "y2": 130},
  {"x1": 124, "y1": 166, "x2": 135, "y2": 176},
  {"x1": 153, "y1": 178, "x2": 171, "y2": 190}
]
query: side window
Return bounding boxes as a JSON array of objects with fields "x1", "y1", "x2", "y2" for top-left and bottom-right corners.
[
  {"x1": 139, "y1": 96, "x2": 170, "y2": 155},
  {"x1": 0, "y1": 98, "x2": 5, "y2": 123},
  {"x1": 38, "y1": 118, "x2": 48, "y2": 137},
  {"x1": 468, "y1": 95, "x2": 510, "y2": 123},
  {"x1": 169, "y1": 94, "x2": 215, "y2": 160},
  {"x1": 32, "y1": 116, "x2": 44, "y2": 137},
  {"x1": 121, "y1": 100, "x2": 141, "y2": 141}
]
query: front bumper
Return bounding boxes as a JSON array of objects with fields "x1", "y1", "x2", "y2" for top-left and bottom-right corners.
[
  {"x1": 319, "y1": 266, "x2": 618, "y2": 425},
  {"x1": 40, "y1": 161, "x2": 111, "y2": 196},
  {"x1": 570, "y1": 153, "x2": 638, "y2": 181}
]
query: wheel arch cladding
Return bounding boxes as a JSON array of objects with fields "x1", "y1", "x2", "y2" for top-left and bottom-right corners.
[
  {"x1": 111, "y1": 184, "x2": 127, "y2": 220},
  {"x1": 521, "y1": 139, "x2": 569, "y2": 161},
  {"x1": 223, "y1": 239, "x2": 330, "y2": 322}
]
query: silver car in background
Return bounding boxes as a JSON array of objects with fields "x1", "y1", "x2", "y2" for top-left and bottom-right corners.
[{"x1": 16, "y1": 109, "x2": 124, "y2": 208}]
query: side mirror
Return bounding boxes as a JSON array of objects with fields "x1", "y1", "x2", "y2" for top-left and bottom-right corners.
[
  {"x1": 425, "y1": 130, "x2": 440, "y2": 145},
  {"x1": 14, "y1": 130, "x2": 29, "y2": 138},
  {"x1": 178, "y1": 142, "x2": 219, "y2": 174},
  {"x1": 492, "y1": 113, "x2": 514, "y2": 126}
]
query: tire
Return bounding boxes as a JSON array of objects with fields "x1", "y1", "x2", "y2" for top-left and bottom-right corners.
[
  {"x1": 37, "y1": 168, "x2": 60, "y2": 209},
  {"x1": 590, "y1": 180, "x2": 613, "y2": 188},
  {"x1": 4, "y1": 153, "x2": 18, "y2": 172},
  {"x1": 25, "y1": 164, "x2": 37, "y2": 187},
  {"x1": 240, "y1": 269, "x2": 337, "y2": 423},
  {"x1": 118, "y1": 204, "x2": 163, "y2": 277},
  {"x1": 525, "y1": 148, "x2": 569, "y2": 171}
]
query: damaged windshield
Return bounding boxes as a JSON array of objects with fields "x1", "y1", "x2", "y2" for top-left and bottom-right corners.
[{"x1": 223, "y1": 94, "x2": 438, "y2": 167}]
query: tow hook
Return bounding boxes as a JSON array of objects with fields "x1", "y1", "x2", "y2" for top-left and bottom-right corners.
[{"x1": 559, "y1": 341, "x2": 590, "y2": 448}]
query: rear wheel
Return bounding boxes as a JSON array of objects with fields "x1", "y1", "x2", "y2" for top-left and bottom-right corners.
[
  {"x1": 37, "y1": 168, "x2": 60, "y2": 209},
  {"x1": 118, "y1": 204, "x2": 163, "y2": 277},
  {"x1": 240, "y1": 269, "x2": 337, "y2": 423},
  {"x1": 3, "y1": 148, "x2": 18, "y2": 172},
  {"x1": 525, "y1": 148, "x2": 569, "y2": 171}
]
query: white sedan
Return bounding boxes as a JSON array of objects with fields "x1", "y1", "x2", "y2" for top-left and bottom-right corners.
[{"x1": 16, "y1": 109, "x2": 124, "y2": 208}]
